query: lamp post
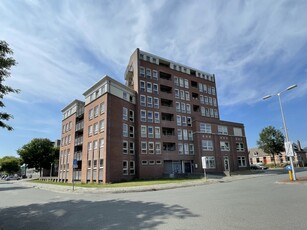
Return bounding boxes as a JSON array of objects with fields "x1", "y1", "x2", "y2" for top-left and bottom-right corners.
[{"x1": 263, "y1": 84, "x2": 297, "y2": 181}]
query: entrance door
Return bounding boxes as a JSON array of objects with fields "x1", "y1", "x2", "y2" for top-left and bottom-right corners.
[
  {"x1": 224, "y1": 157, "x2": 229, "y2": 171},
  {"x1": 184, "y1": 162, "x2": 192, "y2": 173}
]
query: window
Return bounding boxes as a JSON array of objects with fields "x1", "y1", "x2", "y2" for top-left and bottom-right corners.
[
  {"x1": 212, "y1": 87, "x2": 216, "y2": 95},
  {"x1": 200, "y1": 123, "x2": 211, "y2": 133},
  {"x1": 147, "y1": 111, "x2": 153, "y2": 123},
  {"x1": 94, "y1": 123, "x2": 98, "y2": 134},
  {"x1": 149, "y1": 160, "x2": 155, "y2": 165},
  {"x1": 123, "y1": 161, "x2": 128, "y2": 175},
  {"x1": 186, "y1": 104, "x2": 191, "y2": 114},
  {"x1": 213, "y1": 98, "x2": 217, "y2": 106},
  {"x1": 201, "y1": 107, "x2": 206, "y2": 116},
  {"x1": 153, "y1": 83, "x2": 158, "y2": 94},
  {"x1": 153, "y1": 70, "x2": 158, "y2": 80},
  {"x1": 129, "y1": 126, "x2": 134, "y2": 138},
  {"x1": 176, "y1": 102, "x2": 180, "y2": 113},
  {"x1": 155, "y1": 127, "x2": 160, "y2": 138},
  {"x1": 214, "y1": 109, "x2": 219, "y2": 118},
  {"x1": 205, "y1": 156, "x2": 215, "y2": 168},
  {"x1": 140, "y1": 95, "x2": 146, "y2": 107},
  {"x1": 185, "y1": 91, "x2": 190, "y2": 101},
  {"x1": 146, "y1": 68, "x2": 151, "y2": 78},
  {"x1": 89, "y1": 109, "x2": 94, "y2": 120},
  {"x1": 100, "y1": 102, "x2": 105, "y2": 114},
  {"x1": 100, "y1": 119, "x2": 104, "y2": 132},
  {"x1": 148, "y1": 142, "x2": 154, "y2": 154},
  {"x1": 123, "y1": 124, "x2": 128, "y2": 137},
  {"x1": 123, "y1": 107, "x2": 128, "y2": 120},
  {"x1": 130, "y1": 161, "x2": 135, "y2": 175},
  {"x1": 148, "y1": 126, "x2": 154, "y2": 138},
  {"x1": 218, "y1": 125, "x2": 228, "y2": 135},
  {"x1": 187, "y1": 117, "x2": 192, "y2": 127},
  {"x1": 154, "y1": 112, "x2": 160, "y2": 123},
  {"x1": 147, "y1": 82, "x2": 152, "y2": 93},
  {"x1": 140, "y1": 81, "x2": 145, "y2": 92},
  {"x1": 189, "y1": 144, "x2": 194, "y2": 155},
  {"x1": 100, "y1": 159, "x2": 104, "y2": 168},
  {"x1": 236, "y1": 143, "x2": 244, "y2": 151},
  {"x1": 209, "y1": 97, "x2": 213, "y2": 106},
  {"x1": 234, "y1": 128, "x2": 243, "y2": 136},
  {"x1": 141, "y1": 142, "x2": 147, "y2": 154},
  {"x1": 129, "y1": 110, "x2": 134, "y2": 122},
  {"x1": 99, "y1": 138, "x2": 104, "y2": 149},
  {"x1": 238, "y1": 156, "x2": 246, "y2": 167},
  {"x1": 180, "y1": 90, "x2": 185, "y2": 100},
  {"x1": 174, "y1": 76, "x2": 179, "y2": 86},
  {"x1": 94, "y1": 106, "x2": 99, "y2": 117},
  {"x1": 208, "y1": 86, "x2": 212, "y2": 94},
  {"x1": 93, "y1": 160, "x2": 97, "y2": 168},
  {"x1": 204, "y1": 96, "x2": 208, "y2": 105},
  {"x1": 130, "y1": 142, "x2": 135, "y2": 154},
  {"x1": 183, "y1": 129, "x2": 188, "y2": 140},
  {"x1": 203, "y1": 84, "x2": 207, "y2": 93},
  {"x1": 184, "y1": 143, "x2": 189, "y2": 155},
  {"x1": 200, "y1": 95, "x2": 204, "y2": 104},
  {"x1": 142, "y1": 160, "x2": 148, "y2": 165},
  {"x1": 198, "y1": 83, "x2": 203, "y2": 92},
  {"x1": 140, "y1": 110, "x2": 146, "y2": 122},
  {"x1": 176, "y1": 115, "x2": 181, "y2": 126},
  {"x1": 188, "y1": 130, "x2": 193, "y2": 141},
  {"x1": 177, "y1": 129, "x2": 182, "y2": 140},
  {"x1": 175, "y1": 89, "x2": 179, "y2": 98},
  {"x1": 184, "y1": 79, "x2": 189, "y2": 88},
  {"x1": 141, "y1": 125, "x2": 147, "y2": 138},
  {"x1": 88, "y1": 160, "x2": 91, "y2": 169},
  {"x1": 88, "y1": 125, "x2": 93, "y2": 136},
  {"x1": 140, "y1": 66, "x2": 145, "y2": 77},
  {"x1": 147, "y1": 96, "x2": 153, "y2": 107},
  {"x1": 179, "y1": 78, "x2": 184, "y2": 87},
  {"x1": 154, "y1": 97, "x2": 159, "y2": 108},
  {"x1": 178, "y1": 143, "x2": 183, "y2": 155},
  {"x1": 88, "y1": 142, "x2": 92, "y2": 152},
  {"x1": 181, "y1": 102, "x2": 186, "y2": 113},
  {"x1": 202, "y1": 140, "x2": 213, "y2": 151},
  {"x1": 182, "y1": 116, "x2": 187, "y2": 126},
  {"x1": 155, "y1": 142, "x2": 161, "y2": 154},
  {"x1": 220, "y1": 141, "x2": 230, "y2": 151}
]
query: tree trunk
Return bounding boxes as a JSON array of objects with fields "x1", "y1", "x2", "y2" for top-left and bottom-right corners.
[{"x1": 273, "y1": 153, "x2": 276, "y2": 167}]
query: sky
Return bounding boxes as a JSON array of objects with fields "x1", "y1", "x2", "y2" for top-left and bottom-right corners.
[{"x1": 0, "y1": 0, "x2": 307, "y2": 158}]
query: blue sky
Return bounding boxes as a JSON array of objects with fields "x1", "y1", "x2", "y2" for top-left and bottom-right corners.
[{"x1": 1, "y1": 0, "x2": 307, "y2": 157}]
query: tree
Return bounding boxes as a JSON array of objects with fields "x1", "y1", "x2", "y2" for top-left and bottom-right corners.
[
  {"x1": 0, "y1": 156, "x2": 21, "y2": 174},
  {"x1": 17, "y1": 138, "x2": 58, "y2": 176},
  {"x1": 257, "y1": 126, "x2": 285, "y2": 167},
  {"x1": 0, "y1": 40, "x2": 20, "y2": 131}
]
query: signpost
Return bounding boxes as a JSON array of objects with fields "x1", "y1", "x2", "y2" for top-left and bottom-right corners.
[
  {"x1": 201, "y1": 156, "x2": 207, "y2": 180},
  {"x1": 284, "y1": 141, "x2": 294, "y2": 157},
  {"x1": 73, "y1": 159, "x2": 78, "y2": 191}
]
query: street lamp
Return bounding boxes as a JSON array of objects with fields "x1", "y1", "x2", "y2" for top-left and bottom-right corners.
[{"x1": 263, "y1": 84, "x2": 297, "y2": 181}]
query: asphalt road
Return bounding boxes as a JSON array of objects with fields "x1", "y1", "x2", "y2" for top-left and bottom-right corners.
[{"x1": 1, "y1": 170, "x2": 307, "y2": 230}]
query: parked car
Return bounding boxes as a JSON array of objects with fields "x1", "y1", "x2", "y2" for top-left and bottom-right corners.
[
  {"x1": 5, "y1": 175, "x2": 21, "y2": 181},
  {"x1": 250, "y1": 163, "x2": 268, "y2": 170}
]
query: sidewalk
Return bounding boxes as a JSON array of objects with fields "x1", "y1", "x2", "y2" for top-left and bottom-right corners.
[{"x1": 18, "y1": 172, "x2": 270, "y2": 194}]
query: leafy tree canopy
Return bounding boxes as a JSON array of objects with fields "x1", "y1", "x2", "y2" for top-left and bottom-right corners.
[
  {"x1": 0, "y1": 40, "x2": 20, "y2": 130},
  {"x1": 257, "y1": 126, "x2": 285, "y2": 165},
  {"x1": 17, "y1": 138, "x2": 58, "y2": 174},
  {"x1": 0, "y1": 156, "x2": 21, "y2": 174}
]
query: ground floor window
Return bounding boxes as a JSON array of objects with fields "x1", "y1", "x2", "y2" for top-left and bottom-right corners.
[
  {"x1": 205, "y1": 156, "x2": 216, "y2": 168},
  {"x1": 238, "y1": 156, "x2": 247, "y2": 167}
]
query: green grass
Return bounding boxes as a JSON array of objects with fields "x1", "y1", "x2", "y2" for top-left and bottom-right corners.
[{"x1": 28, "y1": 177, "x2": 203, "y2": 188}]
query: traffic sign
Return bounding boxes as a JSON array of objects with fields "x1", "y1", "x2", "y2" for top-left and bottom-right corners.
[{"x1": 284, "y1": 141, "x2": 294, "y2": 157}]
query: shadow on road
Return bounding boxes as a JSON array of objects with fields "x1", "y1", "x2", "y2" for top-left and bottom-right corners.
[
  {"x1": 0, "y1": 186, "x2": 30, "y2": 192},
  {"x1": 0, "y1": 199, "x2": 199, "y2": 230}
]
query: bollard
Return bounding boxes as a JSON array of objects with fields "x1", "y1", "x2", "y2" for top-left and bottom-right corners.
[{"x1": 288, "y1": 170, "x2": 293, "y2": 181}]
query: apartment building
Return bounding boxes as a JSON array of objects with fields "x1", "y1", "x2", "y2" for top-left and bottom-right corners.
[{"x1": 59, "y1": 48, "x2": 249, "y2": 183}]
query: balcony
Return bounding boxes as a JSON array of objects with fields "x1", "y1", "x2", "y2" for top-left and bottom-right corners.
[
  {"x1": 159, "y1": 71, "x2": 172, "y2": 81},
  {"x1": 160, "y1": 85, "x2": 172, "y2": 94}
]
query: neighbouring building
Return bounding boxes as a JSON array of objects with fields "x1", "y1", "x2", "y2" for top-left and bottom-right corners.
[
  {"x1": 59, "y1": 49, "x2": 249, "y2": 183},
  {"x1": 249, "y1": 141, "x2": 307, "y2": 166}
]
